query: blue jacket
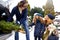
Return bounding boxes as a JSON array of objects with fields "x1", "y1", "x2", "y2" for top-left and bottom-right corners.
[
  {"x1": 34, "y1": 20, "x2": 45, "y2": 37},
  {"x1": 48, "y1": 35, "x2": 59, "y2": 40},
  {"x1": 7, "y1": 6, "x2": 28, "y2": 23}
]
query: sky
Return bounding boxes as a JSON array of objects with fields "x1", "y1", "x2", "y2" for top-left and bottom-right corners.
[
  {"x1": 28, "y1": 0, "x2": 60, "y2": 12},
  {"x1": 3, "y1": 0, "x2": 60, "y2": 12}
]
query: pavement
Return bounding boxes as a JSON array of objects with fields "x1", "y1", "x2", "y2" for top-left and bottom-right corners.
[
  {"x1": 0, "y1": 26, "x2": 60, "y2": 40},
  {"x1": 0, "y1": 33, "x2": 12, "y2": 40},
  {"x1": 6, "y1": 26, "x2": 34, "y2": 40}
]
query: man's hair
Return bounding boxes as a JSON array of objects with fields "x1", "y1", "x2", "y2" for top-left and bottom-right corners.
[{"x1": 17, "y1": 1, "x2": 28, "y2": 7}]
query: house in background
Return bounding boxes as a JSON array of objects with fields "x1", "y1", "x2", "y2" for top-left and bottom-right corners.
[
  {"x1": 54, "y1": 12, "x2": 60, "y2": 26},
  {"x1": 54, "y1": 12, "x2": 60, "y2": 33}
]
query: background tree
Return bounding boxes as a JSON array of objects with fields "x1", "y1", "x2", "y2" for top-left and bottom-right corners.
[
  {"x1": 22, "y1": 0, "x2": 31, "y2": 16},
  {"x1": 43, "y1": 0, "x2": 55, "y2": 16},
  {"x1": 30, "y1": 7, "x2": 44, "y2": 19},
  {"x1": 27, "y1": 4, "x2": 31, "y2": 16}
]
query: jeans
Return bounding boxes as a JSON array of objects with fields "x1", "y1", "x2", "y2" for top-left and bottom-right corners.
[{"x1": 15, "y1": 20, "x2": 30, "y2": 40}]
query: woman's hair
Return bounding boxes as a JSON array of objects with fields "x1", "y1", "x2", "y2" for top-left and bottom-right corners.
[{"x1": 17, "y1": 1, "x2": 28, "y2": 7}]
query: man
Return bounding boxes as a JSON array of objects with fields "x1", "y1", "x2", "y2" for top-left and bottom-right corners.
[
  {"x1": 29, "y1": 13, "x2": 55, "y2": 40},
  {"x1": 7, "y1": 1, "x2": 30, "y2": 40},
  {"x1": 0, "y1": 0, "x2": 11, "y2": 21}
]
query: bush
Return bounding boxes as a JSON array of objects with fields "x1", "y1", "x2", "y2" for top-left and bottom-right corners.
[{"x1": 0, "y1": 20, "x2": 20, "y2": 34}]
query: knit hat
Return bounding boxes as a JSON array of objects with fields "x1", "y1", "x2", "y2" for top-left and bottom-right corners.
[
  {"x1": 34, "y1": 13, "x2": 43, "y2": 17},
  {"x1": 47, "y1": 14, "x2": 55, "y2": 20}
]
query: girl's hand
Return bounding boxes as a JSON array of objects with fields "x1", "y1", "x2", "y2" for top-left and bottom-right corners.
[{"x1": 35, "y1": 16, "x2": 39, "y2": 19}]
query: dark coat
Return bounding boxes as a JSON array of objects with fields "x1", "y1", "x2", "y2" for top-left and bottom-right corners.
[
  {"x1": 7, "y1": 6, "x2": 28, "y2": 23},
  {"x1": 0, "y1": 4, "x2": 10, "y2": 21},
  {"x1": 48, "y1": 33, "x2": 59, "y2": 40},
  {"x1": 34, "y1": 20, "x2": 45, "y2": 37}
]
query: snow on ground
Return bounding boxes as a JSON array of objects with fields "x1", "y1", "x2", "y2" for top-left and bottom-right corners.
[
  {"x1": 6, "y1": 26, "x2": 60, "y2": 40},
  {"x1": 6, "y1": 26, "x2": 34, "y2": 40}
]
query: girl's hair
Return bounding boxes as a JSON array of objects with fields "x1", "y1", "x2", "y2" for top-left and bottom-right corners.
[{"x1": 17, "y1": 1, "x2": 28, "y2": 7}]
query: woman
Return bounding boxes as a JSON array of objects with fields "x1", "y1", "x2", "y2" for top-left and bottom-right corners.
[{"x1": 7, "y1": 1, "x2": 30, "y2": 40}]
